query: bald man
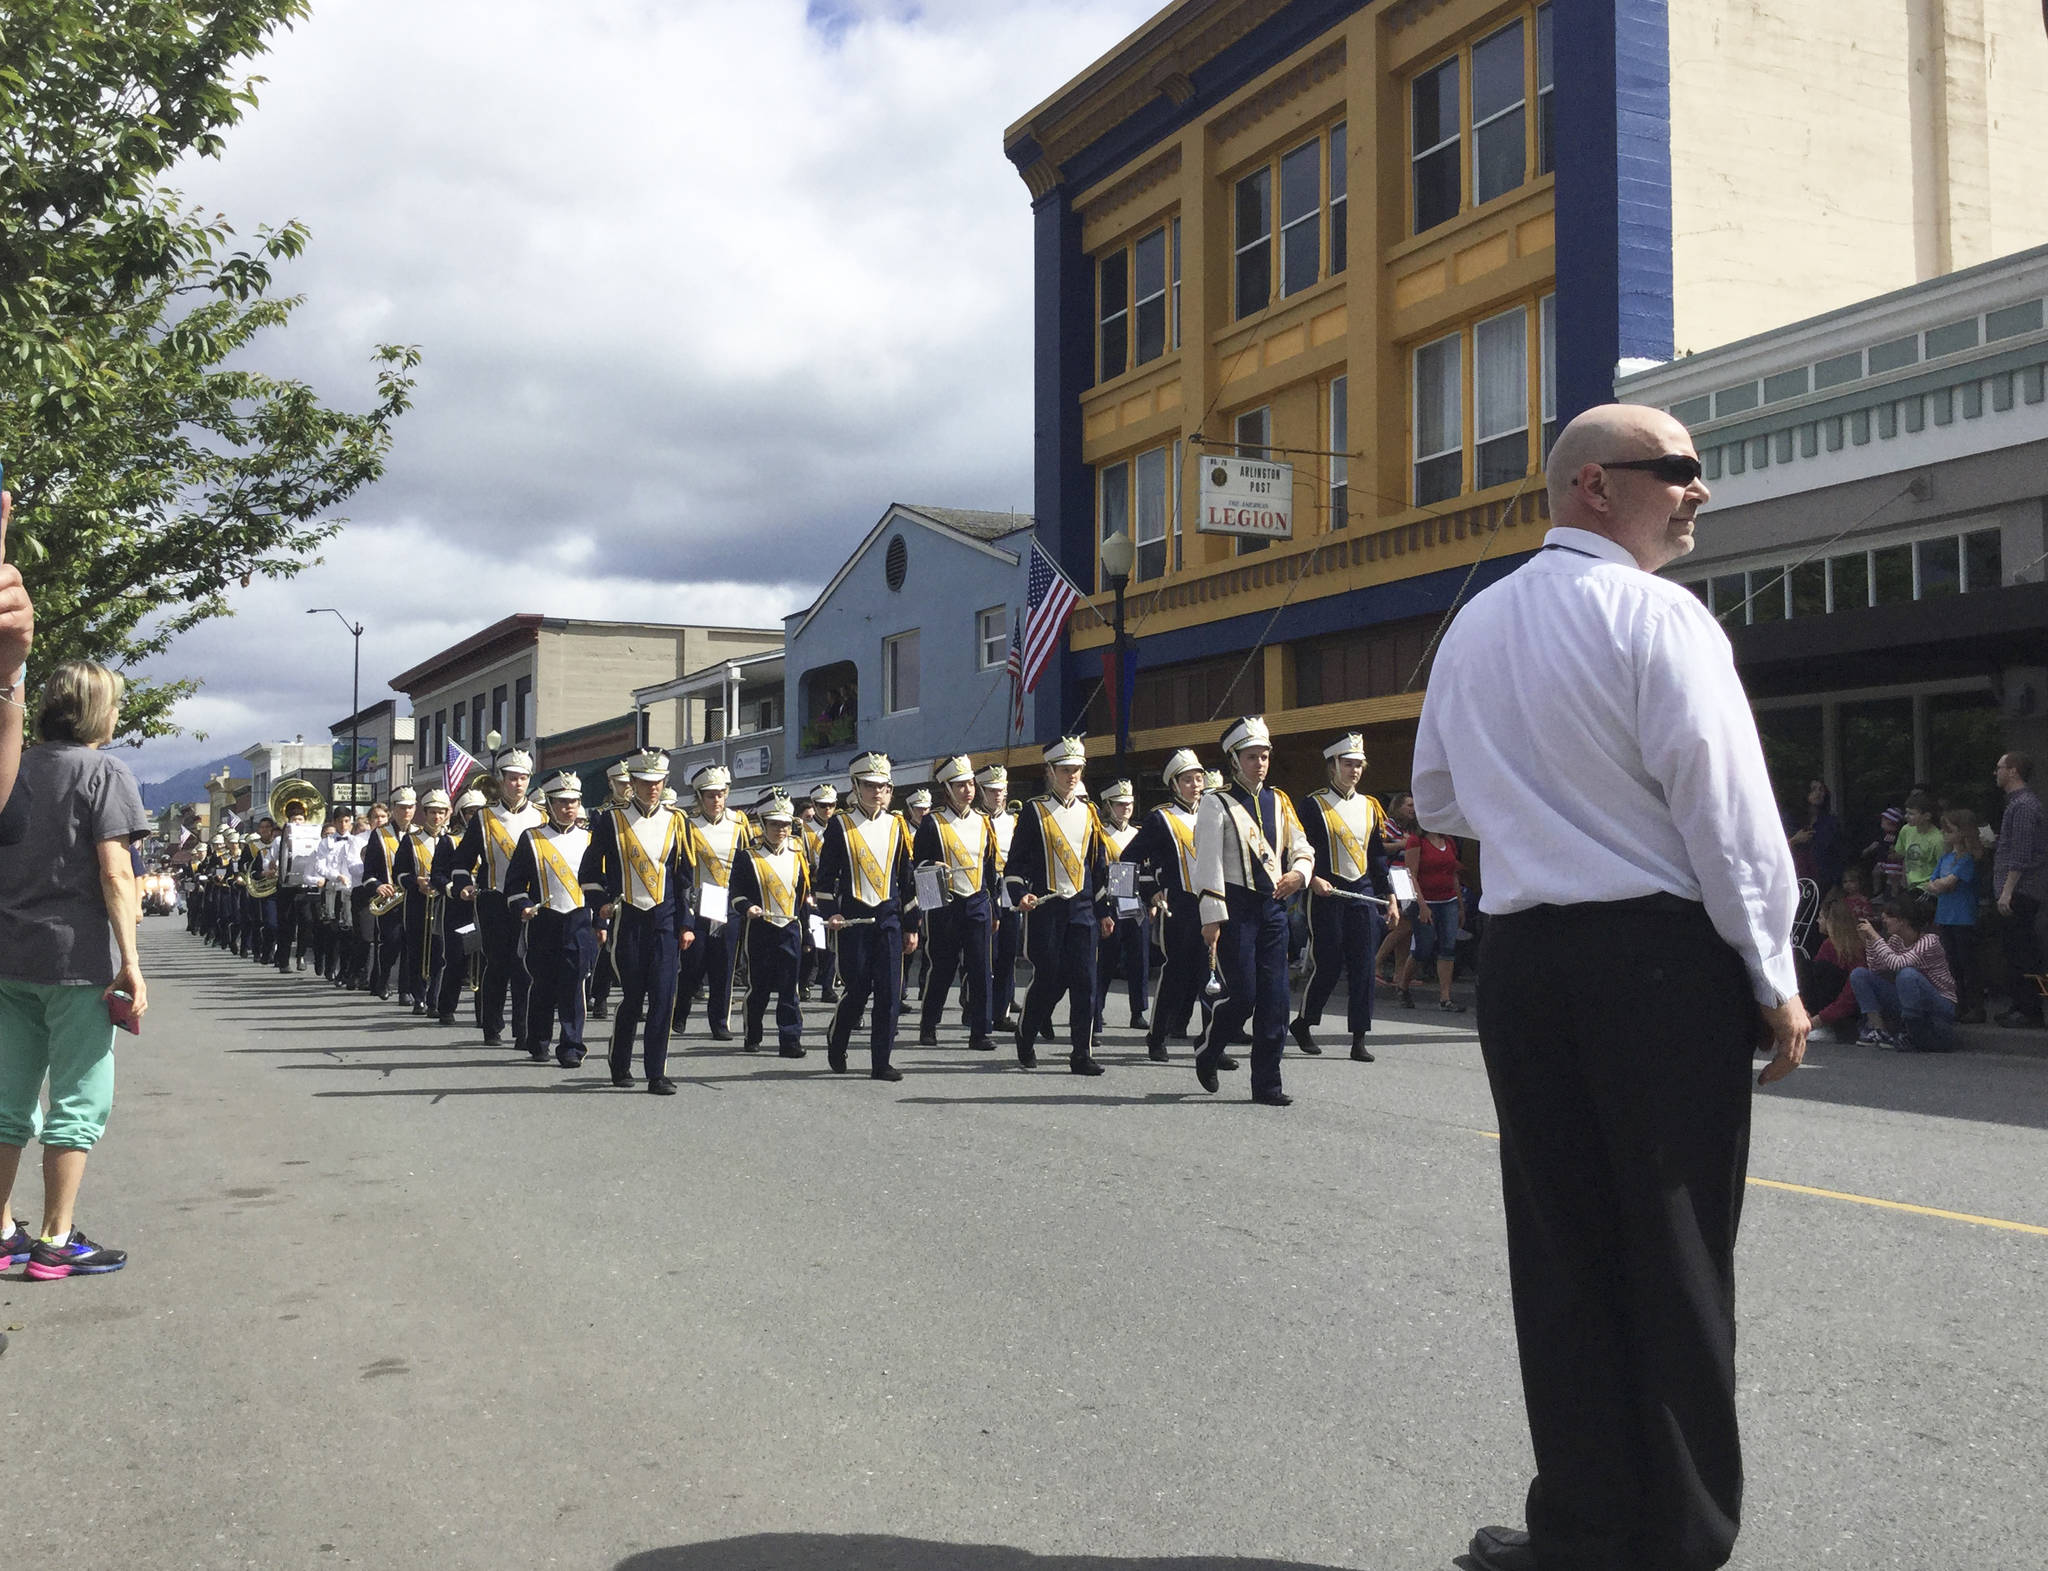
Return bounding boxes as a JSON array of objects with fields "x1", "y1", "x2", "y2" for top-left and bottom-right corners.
[{"x1": 1415, "y1": 402, "x2": 1806, "y2": 1571}]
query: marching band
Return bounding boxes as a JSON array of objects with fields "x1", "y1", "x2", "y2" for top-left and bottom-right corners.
[{"x1": 173, "y1": 717, "x2": 1415, "y2": 1105}]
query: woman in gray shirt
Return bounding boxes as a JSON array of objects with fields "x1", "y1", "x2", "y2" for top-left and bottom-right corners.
[{"x1": 0, "y1": 661, "x2": 153, "y2": 1280}]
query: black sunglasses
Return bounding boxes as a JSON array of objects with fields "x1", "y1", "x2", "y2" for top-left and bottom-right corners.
[{"x1": 1598, "y1": 454, "x2": 1704, "y2": 486}]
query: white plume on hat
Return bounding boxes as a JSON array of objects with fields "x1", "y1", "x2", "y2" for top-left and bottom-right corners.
[
  {"x1": 628, "y1": 750, "x2": 670, "y2": 781},
  {"x1": 1323, "y1": 731, "x2": 1366, "y2": 762},
  {"x1": 905, "y1": 787, "x2": 931, "y2": 809},
  {"x1": 497, "y1": 749, "x2": 535, "y2": 776},
  {"x1": 389, "y1": 786, "x2": 418, "y2": 807},
  {"x1": 973, "y1": 764, "x2": 1008, "y2": 789},
  {"x1": 932, "y1": 755, "x2": 974, "y2": 785},
  {"x1": 1041, "y1": 735, "x2": 1088, "y2": 767},
  {"x1": 1101, "y1": 779, "x2": 1135, "y2": 804},
  {"x1": 539, "y1": 771, "x2": 583, "y2": 799},
  {"x1": 1220, "y1": 716, "x2": 1271, "y2": 755},
  {"x1": 811, "y1": 782, "x2": 839, "y2": 804},
  {"x1": 849, "y1": 751, "x2": 892, "y2": 784},
  {"x1": 757, "y1": 791, "x2": 796, "y2": 823},
  {"x1": 1162, "y1": 747, "x2": 1204, "y2": 785},
  {"x1": 419, "y1": 788, "x2": 451, "y2": 810},
  {"x1": 606, "y1": 759, "x2": 631, "y2": 780},
  {"x1": 690, "y1": 764, "x2": 732, "y2": 791}
]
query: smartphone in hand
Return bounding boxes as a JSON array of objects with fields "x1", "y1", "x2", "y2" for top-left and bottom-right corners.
[{"x1": 108, "y1": 988, "x2": 141, "y2": 1036}]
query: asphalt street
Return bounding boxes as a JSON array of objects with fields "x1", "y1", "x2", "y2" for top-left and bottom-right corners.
[{"x1": 5, "y1": 920, "x2": 2047, "y2": 1571}]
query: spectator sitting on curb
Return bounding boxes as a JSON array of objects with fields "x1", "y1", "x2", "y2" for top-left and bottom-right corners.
[
  {"x1": 1850, "y1": 892, "x2": 1958, "y2": 1053},
  {"x1": 1801, "y1": 895, "x2": 1865, "y2": 1044},
  {"x1": 1839, "y1": 866, "x2": 1874, "y2": 924},
  {"x1": 1928, "y1": 809, "x2": 1984, "y2": 1025}
]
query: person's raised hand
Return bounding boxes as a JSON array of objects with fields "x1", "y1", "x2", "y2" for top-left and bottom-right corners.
[
  {"x1": 1756, "y1": 995, "x2": 1810, "y2": 1086},
  {"x1": 0, "y1": 491, "x2": 33, "y2": 679}
]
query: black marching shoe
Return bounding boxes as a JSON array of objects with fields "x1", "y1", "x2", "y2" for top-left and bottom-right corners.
[
  {"x1": 1351, "y1": 1035, "x2": 1375, "y2": 1063},
  {"x1": 1070, "y1": 1056, "x2": 1105, "y2": 1077},
  {"x1": 1289, "y1": 1017, "x2": 1321, "y2": 1055},
  {"x1": 483, "y1": 1033, "x2": 504, "y2": 1047},
  {"x1": 743, "y1": 1033, "x2": 761, "y2": 1053},
  {"x1": 1466, "y1": 1526, "x2": 1538, "y2": 1571},
  {"x1": 827, "y1": 1045, "x2": 849, "y2": 1074},
  {"x1": 1251, "y1": 1089, "x2": 1293, "y2": 1107},
  {"x1": 1195, "y1": 1058, "x2": 1219, "y2": 1094},
  {"x1": 590, "y1": 1002, "x2": 608, "y2": 1021},
  {"x1": 917, "y1": 1027, "x2": 939, "y2": 1046},
  {"x1": 871, "y1": 1064, "x2": 903, "y2": 1082},
  {"x1": 779, "y1": 1044, "x2": 806, "y2": 1059},
  {"x1": 612, "y1": 1069, "x2": 636, "y2": 1088},
  {"x1": 1146, "y1": 1036, "x2": 1169, "y2": 1063},
  {"x1": 968, "y1": 1034, "x2": 996, "y2": 1052},
  {"x1": 557, "y1": 1047, "x2": 585, "y2": 1068},
  {"x1": 708, "y1": 1026, "x2": 733, "y2": 1043},
  {"x1": 527, "y1": 1045, "x2": 551, "y2": 1063},
  {"x1": 438, "y1": 1014, "x2": 457, "y2": 1027},
  {"x1": 647, "y1": 1076, "x2": 677, "y2": 1096},
  {"x1": 1129, "y1": 1011, "x2": 1148, "y2": 1032},
  {"x1": 1218, "y1": 1055, "x2": 1241, "y2": 1072}
]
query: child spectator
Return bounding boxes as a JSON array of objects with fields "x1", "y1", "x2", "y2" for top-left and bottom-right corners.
[
  {"x1": 1850, "y1": 892, "x2": 1958, "y2": 1052},
  {"x1": 1928, "y1": 808, "x2": 1983, "y2": 1023},
  {"x1": 1801, "y1": 896, "x2": 1865, "y2": 1043},
  {"x1": 1869, "y1": 806, "x2": 1906, "y2": 896},
  {"x1": 1895, "y1": 790, "x2": 1944, "y2": 894},
  {"x1": 1839, "y1": 866, "x2": 1874, "y2": 924}
]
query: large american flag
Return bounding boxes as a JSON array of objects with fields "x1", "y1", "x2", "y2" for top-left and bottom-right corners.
[
  {"x1": 1009, "y1": 541, "x2": 1082, "y2": 730},
  {"x1": 445, "y1": 740, "x2": 485, "y2": 800}
]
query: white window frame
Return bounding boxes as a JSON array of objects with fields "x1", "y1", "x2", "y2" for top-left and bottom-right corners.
[
  {"x1": 1279, "y1": 138, "x2": 1322, "y2": 298},
  {"x1": 1329, "y1": 375, "x2": 1349, "y2": 531},
  {"x1": 1098, "y1": 459, "x2": 1131, "y2": 590},
  {"x1": 1470, "y1": 19, "x2": 1527, "y2": 207},
  {"x1": 1234, "y1": 407, "x2": 1272, "y2": 555},
  {"x1": 1540, "y1": 292, "x2": 1558, "y2": 452},
  {"x1": 1411, "y1": 57, "x2": 1461, "y2": 233},
  {"x1": 1132, "y1": 224, "x2": 1169, "y2": 367},
  {"x1": 1170, "y1": 218, "x2": 1182, "y2": 349},
  {"x1": 1474, "y1": 305, "x2": 1530, "y2": 487},
  {"x1": 882, "y1": 630, "x2": 920, "y2": 716},
  {"x1": 1413, "y1": 333, "x2": 1464, "y2": 503},
  {"x1": 1535, "y1": 3, "x2": 1556, "y2": 175},
  {"x1": 1327, "y1": 122, "x2": 1347, "y2": 274},
  {"x1": 1098, "y1": 248, "x2": 1127, "y2": 382},
  {"x1": 1234, "y1": 166, "x2": 1272, "y2": 319},
  {"x1": 976, "y1": 607, "x2": 1006, "y2": 671},
  {"x1": 1134, "y1": 446, "x2": 1169, "y2": 582}
]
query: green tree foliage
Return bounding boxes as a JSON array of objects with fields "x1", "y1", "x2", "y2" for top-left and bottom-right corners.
[{"x1": 0, "y1": 1, "x2": 418, "y2": 739}]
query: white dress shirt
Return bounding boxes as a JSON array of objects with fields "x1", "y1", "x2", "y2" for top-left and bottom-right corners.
[
  {"x1": 1195, "y1": 784, "x2": 1314, "y2": 928},
  {"x1": 1412, "y1": 525, "x2": 1798, "y2": 1006}
]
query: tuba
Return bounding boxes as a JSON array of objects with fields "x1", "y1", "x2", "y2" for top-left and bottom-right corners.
[{"x1": 269, "y1": 776, "x2": 327, "y2": 827}]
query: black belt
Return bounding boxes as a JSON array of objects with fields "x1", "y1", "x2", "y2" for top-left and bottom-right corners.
[{"x1": 1501, "y1": 891, "x2": 1704, "y2": 922}]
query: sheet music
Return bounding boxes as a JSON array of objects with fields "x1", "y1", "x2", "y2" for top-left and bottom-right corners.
[
  {"x1": 1108, "y1": 862, "x2": 1137, "y2": 900},
  {"x1": 1388, "y1": 867, "x2": 1417, "y2": 904},
  {"x1": 913, "y1": 865, "x2": 946, "y2": 912},
  {"x1": 807, "y1": 914, "x2": 828, "y2": 949},
  {"x1": 698, "y1": 883, "x2": 729, "y2": 927}
]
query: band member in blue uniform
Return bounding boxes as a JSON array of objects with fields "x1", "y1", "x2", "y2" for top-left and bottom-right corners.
[
  {"x1": 674, "y1": 763, "x2": 750, "y2": 1043},
  {"x1": 1195, "y1": 716, "x2": 1316, "y2": 1105},
  {"x1": 1004, "y1": 736, "x2": 1116, "y2": 1075},
  {"x1": 731, "y1": 791, "x2": 811, "y2": 1058},
  {"x1": 813, "y1": 752, "x2": 921, "y2": 1080},
  {"x1": 581, "y1": 749, "x2": 695, "y2": 1094},
  {"x1": 588, "y1": 758, "x2": 634, "y2": 1023},
  {"x1": 396, "y1": 788, "x2": 462, "y2": 1024},
  {"x1": 504, "y1": 772, "x2": 599, "y2": 1067},
  {"x1": 363, "y1": 789, "x2": 415, "y2": 1000},
  {"x1": 1294, "y1": 732, "x2": 1399, "y2": 1063},
  {"x1": 1120, "y1": 749, "x2": 1214, "y2": 1062},
  {"x1": 798, "y1": 782, "x2": 841, "y2": 1003},
  {"x1": 914, "y1": 755, "x2": 998, "y2": 1052},
  {"x1": 974, "y1": 763, "x2": 1020, "y2": 1030},
  {"x1": 1091, "y1": 778, "x2": 1150, "y2": 1037},
  {"x1": 447, "y1": 751, "x2": 544, "y2": 1046}
]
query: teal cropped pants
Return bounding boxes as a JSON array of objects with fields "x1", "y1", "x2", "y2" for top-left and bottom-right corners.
[{"x1": 0, "y1": 980, "x2": 118, "y2": 1150}]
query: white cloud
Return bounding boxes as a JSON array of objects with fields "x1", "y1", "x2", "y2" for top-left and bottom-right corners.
[{"x1": 131, "y1": 0, "x2": 1158, "y2": 779}]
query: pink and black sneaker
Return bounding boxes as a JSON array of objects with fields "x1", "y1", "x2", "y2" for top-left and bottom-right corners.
[
  {"x1": 1, "y1": 1223, "x2": 30, "y2": 1267},
  {"x1": 25, "y1": 1228, "x2": 127, "y2": 1280}
]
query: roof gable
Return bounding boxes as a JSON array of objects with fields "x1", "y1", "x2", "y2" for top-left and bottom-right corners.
[{"x1": 788, "y1": 503, "x2": 1032, "y2": 641}]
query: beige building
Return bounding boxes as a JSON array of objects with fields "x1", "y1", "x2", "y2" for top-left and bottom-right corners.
[{"x1": 389, "y1": 615, "x2": 781, "y2": 785}]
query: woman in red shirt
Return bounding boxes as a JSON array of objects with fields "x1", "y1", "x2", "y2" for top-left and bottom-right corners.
[{"x1": 1399, "y1": 828, "x2": 1466, "y2": 1011}]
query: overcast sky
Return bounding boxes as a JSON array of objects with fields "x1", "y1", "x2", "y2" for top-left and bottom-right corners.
[{"x1": 130, "y1": 0, "x2": 1158, "y2": 781}]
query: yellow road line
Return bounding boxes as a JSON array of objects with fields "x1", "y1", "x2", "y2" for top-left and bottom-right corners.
[{"x1": 1471, "y1": 1131, "x2": 2048, "y2": 1236}]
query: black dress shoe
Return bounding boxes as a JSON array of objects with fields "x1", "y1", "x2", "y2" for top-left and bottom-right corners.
[
  {"x1": 612, "y1": 1071, "x2": 635, "y2": 1088},
  {"x1": 779, "y1": 1044, "x2": 806, "y2": 1058},
  {"x1": 1196, "y1": 1060, "x2": 1219, "y2": 1094},
  {"x1": 827, "y1": 1047, "x2": 848, "y2": 1074},
  {"x1": 527, "y1": 1046, "x2": 551, "y2": 1062},
  {"x1": 1289, "y1": 1017, "x2": 1322, "y2": 1055},
  {"x1": 1252, "y1": 1090, "x2": 1293, "y2": 1106},
  {"x1": 557, "y1": 1048, "x2": 585, "y2": 1068},
  {"x1": 968, "y1": 1034, "x2": 996, "y2": 1052},
  {"x1": 1467, "y1": 1525, "x2": 1537, "y2": 1571},
  {"x1": 917, "y1": 1027, "x2": 939, "y2": 1046},
  {"x1": 1147, "y1": 1040, "x2": 1168, "y2": 1062},
  {"x1": 1017, "y1": 1046, "x2": 1038, "y2": 1069},
  {"x1": 871, "y1": 1065, "x2": 903, "y2": 1082},
  {"x1": 590, "y1": 1003, "x2": 608, "y2": 1021},
  {"x1": 1070, "y1": 1056, "x2": 1105, "y2": 1076},
  {"x1": 743, "y1": 1036, "x2": 761, "y2": 1053},
  {"x1": 647, "y1": 1077, "x2": 677, "y2": 1096},
  {"x1": 1219, "y1": 1055, "x2": 1241, "y2": 1072},
  {"x1": 1130, "y1": 1011, "x2": 1148, "y2": 1031},
  {"x1": 1351, "y1": 1038, "x2": 1375, "y2": 1063},
  {"x1": 708, "y1": 1027, "x2": 732, "y2": 1042},
  {"x1": 483, "y1": 1033, "x2": 504, "y2": 1047}
]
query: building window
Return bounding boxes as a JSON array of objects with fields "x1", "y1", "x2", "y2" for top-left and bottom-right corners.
[
  {"x1": 1689, "y1": 527, "x2": 2005, "y2": 622},
  {"x1": 1328, "y1": 122, "x2": 1347, "y2": 275},
  {"x1": 472, "y1": 695, "x2": 485, "y2": 747},
  {"x1": 1412, "y1": 57, "x2": 1461, "y2": 234},
  {"x1": 1098, "y1": 458, "x2": 1130, "y2": 589},
  {"x1": 1329, "y1": 375, "x2": 1349, "y2": 531},
  {"x1": 1540, "y1": 292, "x2": 1558, "y2": 453},
  {"x1": 1133, "y1": 226, "x2": 1168, "y2": 365},
  {"x1": 1472, "y1": 20, "x2": 1526, "y2": 207},
  {"x1": 1536, "y1": 3, "x2": 1555, "y2": 176},
  {"x1": 452, "y1": 703, "x2": 466, "y2": 745},
  {"x1": 491, "y1": 685, "x2": 507, "y2": 739},
  {"x1": 1172, "y1": 438, "x2": 1185, "y2": 571},
  {"x1": 1279, "y1": 139, "x2": 1321, "y2": 297},
  {"x1": 417, "y1": 721, "x2": 430, "y2": 769},
  {"x1": 433, "y1": 710, "x2": 445, "y2": 765},
  {"x1": 1235, "y1": 407, "x2": 1271, "y2": 555},
  {"x1": 1098, "y1": 251, "x2": 1127, "y2": 381},
  {"x1": 1134, "y1": 446, "x2": 1169, "y2": 582},
  {"x1": 883, "y1": 631, "x2": 920, "y2": 715},
  {"x1": 514, "y1": 676, "x2": 532, "y2": 742},
  {"x1": 800, "y1": 661, "x2": 858, "y2": 754},
  {"x1": 1475, "y1": 306, "x2": 1530, "y2": 488},
  {"x1": 1170, "y1": 218, "x2": 1182, "y2": 349},
  {"x1": 1234, "y1": 166, "x2": 1271, "y2": 319},
  {"x1": 1414, "y1": 334, "x2": 1463, "y2": 504},
  {"x1": 977, "y1": 607, "x2": 1007, "y2": 670}
]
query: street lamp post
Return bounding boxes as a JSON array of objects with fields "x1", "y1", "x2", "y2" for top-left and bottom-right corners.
[
  {"x1": 1099, "y1": 530, "x2": 1136, "y2": 790},
  {"x1": 309, "y1": 609, "x2": 364, "y2": 808}
]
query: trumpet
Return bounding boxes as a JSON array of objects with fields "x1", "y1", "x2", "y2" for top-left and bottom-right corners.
[{"x1": 368, "y1": 887, "x2": 406, "y2": 917}]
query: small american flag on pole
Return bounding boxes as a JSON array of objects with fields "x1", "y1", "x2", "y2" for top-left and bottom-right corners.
[
  {"x1": 444, "y1": 740, "x2": 485, "y2": 800},
  {"x1": 1013, "y1": 541, "x2": 1082, "y2": 727}
]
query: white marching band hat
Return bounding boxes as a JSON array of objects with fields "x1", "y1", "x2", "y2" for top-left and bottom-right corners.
[
  {"x1": 1220, "y1": 715, "x2": 1271, "y2": 755},
  {"x1": 455, "y1": 788, "x2": 486, "y2": 811},
  {"x1": 972, "y1": 763, "x2": 1008, "y2": 789},
  {"x1": 849, "y1": 751, "x2": 893, "y2": 784},
  {"x1": 757, "y1": 791, "x2": 796, "y2": 823},
  {"x1": 932, "y1": 755, "x2": 974, "y2": 785},
  {"x1": 1203, "y1": 769, "x2": 1226, "y2": 792},
  {"x1": 1323, "y1": 731, "x2": 1366, "y2": 762},
  {"x1": 810, "y1": 782, "x2": 838, "y2": 804},
  {"x1": 1162, "y1": 747, "x2": 1204, "y2": 785},
  {"x1": 539, "y1": 771, "x2": 583, "y2": 799},
  {"x1": 905, "y1": 787, "x2": 932, "y2": 809},
  {"x1": 606, "y1": 759, "x2": 631, "y2": 781},
  {"x1": 1041, "y1": 735, "x2": 1088, "y2": 767},
  {"x1": 1101, "y1": 779, "x2": 1135, "y2": 805},
  {"x1": 419, "y1": 788, "x2": 451, "y2": 810},
  {"x1": 496, "y1": 749, "x2": 535, "y2": 776},
  {"x1": 627, "y1": 749, "x2": 670, "y2": 781},
  {"x1": 390, "y1": 786, "x2": 418, "y2": 807},
  {"x1": 690, "y1": 763, "x2": 731, "y2": 791},
  {"x1": 661, "y1": 787, "x2": 678, "y2": 808}
]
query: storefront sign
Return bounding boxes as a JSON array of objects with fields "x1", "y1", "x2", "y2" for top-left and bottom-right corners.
[{"x1": 1198, "y1": 454, "x2": 1294, "y2": 541}]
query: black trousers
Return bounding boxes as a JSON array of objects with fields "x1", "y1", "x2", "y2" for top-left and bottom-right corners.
[
  {"x1": 1300, "y1": 882, "x2": 1383, "y2": 1038},
  {"x1": 475, "y1": 892, "x2": 530, "y2": 1042},
  {"x1": 275, "y1": 889, "x2": 313, "y2": 971},
  {"x1": 1150, "y1": 894, "x2": 1210, "y2": 1047},
  {"x1": 1998, "y1": 893, "x2": 2045, "y2": 1020},
  {"x1": 1477, "y1": 897, "x2": 1756, "y2": 1571},
  {"x1": 921, "y1": 891, "x2": 992, "y2": 1039},
  {"x1": 1021, "y1": 901, "x2": 1098, "y2": 1062},
  {"x1": 744, "y1": 919, "x2": 804, "y2": 1049}
]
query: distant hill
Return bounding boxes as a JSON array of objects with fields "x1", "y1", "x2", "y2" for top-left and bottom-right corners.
[{"x1": 140, "y1": 755, "x2": 243, "y2": 812}]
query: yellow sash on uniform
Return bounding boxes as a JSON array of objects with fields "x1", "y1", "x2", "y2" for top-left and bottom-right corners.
[
  {"x1": 482, "y1": 812, "x2": 517, "y2": 887},
  {"x1": 1162, "y1": 808, "x2": 1197, "y2": 889},
  {"x1": 1035, "y1": 799, "x2": 1095, "y2": 893},
  {"x1": 935, "y1": 815, "x2": 983, "y2": 892},
  {"x1": 751, "y1": 850, "x2": 799, "y2": 920},
  {"x1": 532, "y1": 835, "x2": 585, "y2": 908},
  {"x1": 846, "y1": 814, "x2": 900, "y2": 905},
  {"x1": 1316, "y1": 793, "x2": 1380, "y2": 881},
  {"x1": 615, "y1": 808, "x2": 667, "y2": 904},
  {"x1": 376, "y1": 828, "x2": 398, "y2": 875},
  {"x1": 800, "y1": 823, "x2": 823, "y2": 867},
  {"x1": 692, "y1": 819, "x2": 741, "y2": 887},
  {"x1": 411, "y1": 831, "x2": 438, "y2": 882}
]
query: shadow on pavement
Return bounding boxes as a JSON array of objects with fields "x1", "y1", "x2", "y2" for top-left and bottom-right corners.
[
  {"x1": 613, "y1": 1536, "x2": 1369, "y2": 1571},
  {"x1": 1760, "y1": 1040, "x2": 2048, "y2": 1132}
]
